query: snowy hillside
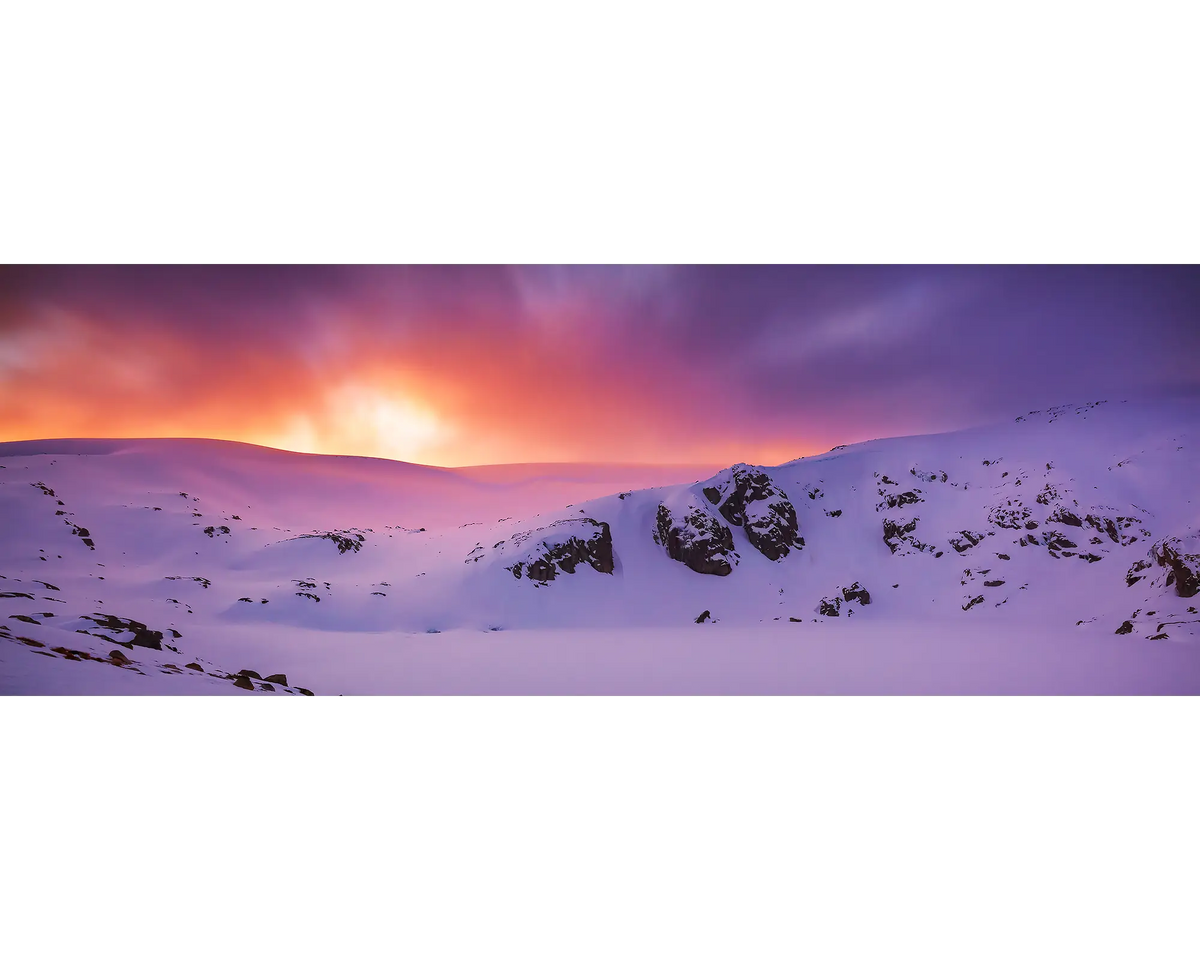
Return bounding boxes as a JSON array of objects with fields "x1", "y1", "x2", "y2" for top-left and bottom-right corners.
[{"x1": 3, "y1": 399, "x2": 1199, "y2": 694}]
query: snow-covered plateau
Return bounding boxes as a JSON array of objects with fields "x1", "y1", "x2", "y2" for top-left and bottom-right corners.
[{"x1": 3, "y1": 398, "x2": 1198, "y2": 694}]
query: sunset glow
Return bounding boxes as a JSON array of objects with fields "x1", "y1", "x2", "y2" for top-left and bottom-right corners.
[{"x1": 1, "y1": 266, "x2": 1197, "y2": 466}]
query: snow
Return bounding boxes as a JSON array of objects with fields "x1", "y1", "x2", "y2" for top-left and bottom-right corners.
[{"x1": 3, "y1": 397, "x2": 1199, "y2": 694}]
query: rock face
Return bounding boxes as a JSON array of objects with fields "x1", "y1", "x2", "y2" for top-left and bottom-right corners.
[
  {"x1": 818, "y1": 597, "x2": 842, "y2": 616},
  {"x1": 841, "y1": 582, "x2": 871, "y2": 605},
  {"x1": 948, "y1": 530, "x2": 987, "y2": 553},
  {"x1": 1150, "y1": 537, "x2": 1200, "y2": 598},
  {"x1": 294, "y1": 530, "x2": 366, "y2": 554},
  {"x1": 654, "y1": 499, "x2": 737, "y2": 576},
  {"x1": 818, "y1": 582, "x2": 871, "y2": 616},
  {"x1": 882, "y1": 517, "x2": 935, "y2": 555},
  {"x1": 1047, "y1": 507, "x2": 1083, "y2": 527},
  {"x1": 506, "y1": 519, "x2": 614, "y2": 583},
  {"x1": 988, "y1": 500, "x2": 1032, "y2": 530},
  {"x1": 701, "y1": 464, "x2": 803, "y2": 561},
  {"x1": 1042, "y1": 530, "x2": 1078, "y2": 553}
]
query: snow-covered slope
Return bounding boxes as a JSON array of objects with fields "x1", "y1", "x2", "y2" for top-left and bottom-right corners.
[{"x1": 3, "y1": 399, "x2": 1199, "y2": 694}]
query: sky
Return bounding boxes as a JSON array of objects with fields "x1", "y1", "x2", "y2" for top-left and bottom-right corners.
[{"x1": 1, "y1": 265, "x2": 1197, "y2": 466}]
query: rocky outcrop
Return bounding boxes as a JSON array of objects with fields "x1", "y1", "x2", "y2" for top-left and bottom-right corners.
[
  {"x1": 1046, "y1": 506, "x2": 1083, "y2": 527},
  {"x1": 1081, "y1": 513, "x2": 1142, "y2": 547},
  {"x1": 293, "y1": 530, "x2": 366, "y2": 554},
  {"x1": 506, "y1": 519, "x2": 614, "y2": 583},
  {"x1": 654, "y1": 499, "x2": 737, "y2": 576},
  {"x1": 701, "y1": 464, "x2": 803, "y2": 561},
  {"x1": 818, "y1": 597, "x2": 842, "y2": 616},
  {"x1": 1042, "y1": 530, "x2": 1078, "y2": 553},
  {"x1": 877, "y1": 489, "x2": 923, "y2": 511},
  {"x1": 818, "y1": 582, "x2": 871, "y2": 616},
  {"x1": 1150, "y1": 537, "x2": 1200, "y2": 598},
  {"x1": 841, "y1": 582, "x2": 871, "y2": 605},
  {"x1": 948, "y1": 530, "x2": 988, "y2": 553},
  {"x1": 882, "y1": 517, "x2": 936, "y2": 555},
  {"x1": 1125, "y1": 557, "x2": 1153, "y2": 586},
  {"x1": 80, "y1": 614, "x2": 164, "y2": 650},
  {"x1": 988, "y1": 500, "x2": 1032, "y2": 529}
]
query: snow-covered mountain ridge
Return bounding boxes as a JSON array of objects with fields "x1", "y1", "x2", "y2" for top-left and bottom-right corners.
[{"x1": 2, "y1": 398, "x2": 1198, "y2": 694}]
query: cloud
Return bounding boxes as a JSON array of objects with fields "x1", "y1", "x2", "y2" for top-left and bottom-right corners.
[{"x1": 1, "y1": 265, "x2": 1197, "y2": 465}]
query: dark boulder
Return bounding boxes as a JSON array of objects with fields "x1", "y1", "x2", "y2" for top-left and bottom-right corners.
[
  {"x1": 505, "y1": 518, "x2": 614, "y2": 583},
  {"x1": 263, "y1": 673, "x2": 288, "y2": 685},
  {"x1": 1150, "y1": 537, "x2": 1200, "y2": 598},
  {"x1": 654, "y1": 500, "x2": 737, "y2": 576},
  {"x1": 702, "y1": 464, "x2": 803, "y2": 561},
  {"x1": 948, "y1": 530, "x2": 986, "y2": 553},
  {"x1": 1047, "y1": 507, "x2": 1083, "y2": 527},
  {"x1": 1042, "y1": 530, "x2": 1078, "y2": 552},
  {"x1": 883, "y1": 517, "x2": 917, "y2": 552},
  {"x1": 841, "y1": 582, "x2": 871, "y2": 605}
]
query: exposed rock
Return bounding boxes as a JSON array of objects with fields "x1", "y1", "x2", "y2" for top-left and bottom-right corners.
[
  {"x1": 108, "y1": 650, "x2": 132, "y2": 664},
  {"x1": 80, "y1": 614, "x2": 164, "y2": 650},
  {"x1": 882, "y1": 517, "x2": 934, "y2": 555},
  {"x1": 654, "y1": 499, "x2": 737, "y2": 576},
  {"x1": 505, "y1": 518, "x2": 614, "y2": 582},
  {"x1": 1150, "y1": 537, "x2": 1200, "y2": 598},
  {"x1": 988, "y1": 501, "x2": 1031, "y2": 529},
  {"x1": 260, "y1": 683, "x2": 275, "y2": 692},
  {"x1": 297, "y1": 687, "x2": 315, "y2": 696},
  {"x1": 1085, "y1": 514, "x2": 1121, "y2": 544},
  {"x1": 1042, "y1": 530, "x2": 1078, "y2": 553},
  {"x1": 264, "y1": 673, "x2": 288, "y2": 685},
  {"x1": 983, "y1": 580, "x2": 1005, "y2": 588},
  {"x1": 237, "y1": 669, "x2": 262, "y2": 680},
  {"x1": 130, "y1": 633, "x2": 163, "y2": 650},
  {"x1": 232, "y1": 675, "x2": 255, "y2": 690},
  {"x1": 292, "y1": 530, "x2": 366, "y2": 554},
  {"x1": 818, "y1": 597, "x2": 842, "y2": 616},
  {"x1": 962, "y1": 595, "x2": 984, "y2": 611},
  {"x1": 694, "y1": 610, "x2": 711, "y2": 623},
  {"x1": 1047, "y1": 506, "x2": 1083, "y2": 526},
  {"x1": 184, "y1": 662, "x2": 203, "y2": 671},
  {"x1": 841, "y1": 582, "x2": 871, "y2": 605},
  {"x1": 1035, "y1": 484, "x2": 1062, "y2": 505},
  {"x1": 701, "y1": 464, "x2": 803, "y2": 561},
  {"x1": 878, "y1": 490, "x2": 923, "y2": 511},
  {"x1": 948, "y1": 530, "x2": 987, "y2": 553},
  {"x1": 1115, "y1": 620, "x2": 1134, "y2": 635}
]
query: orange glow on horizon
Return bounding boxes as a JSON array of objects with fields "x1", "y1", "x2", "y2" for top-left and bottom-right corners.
[{"x1": 0, "y1": 300, "x2": 836, "y2": 468}]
